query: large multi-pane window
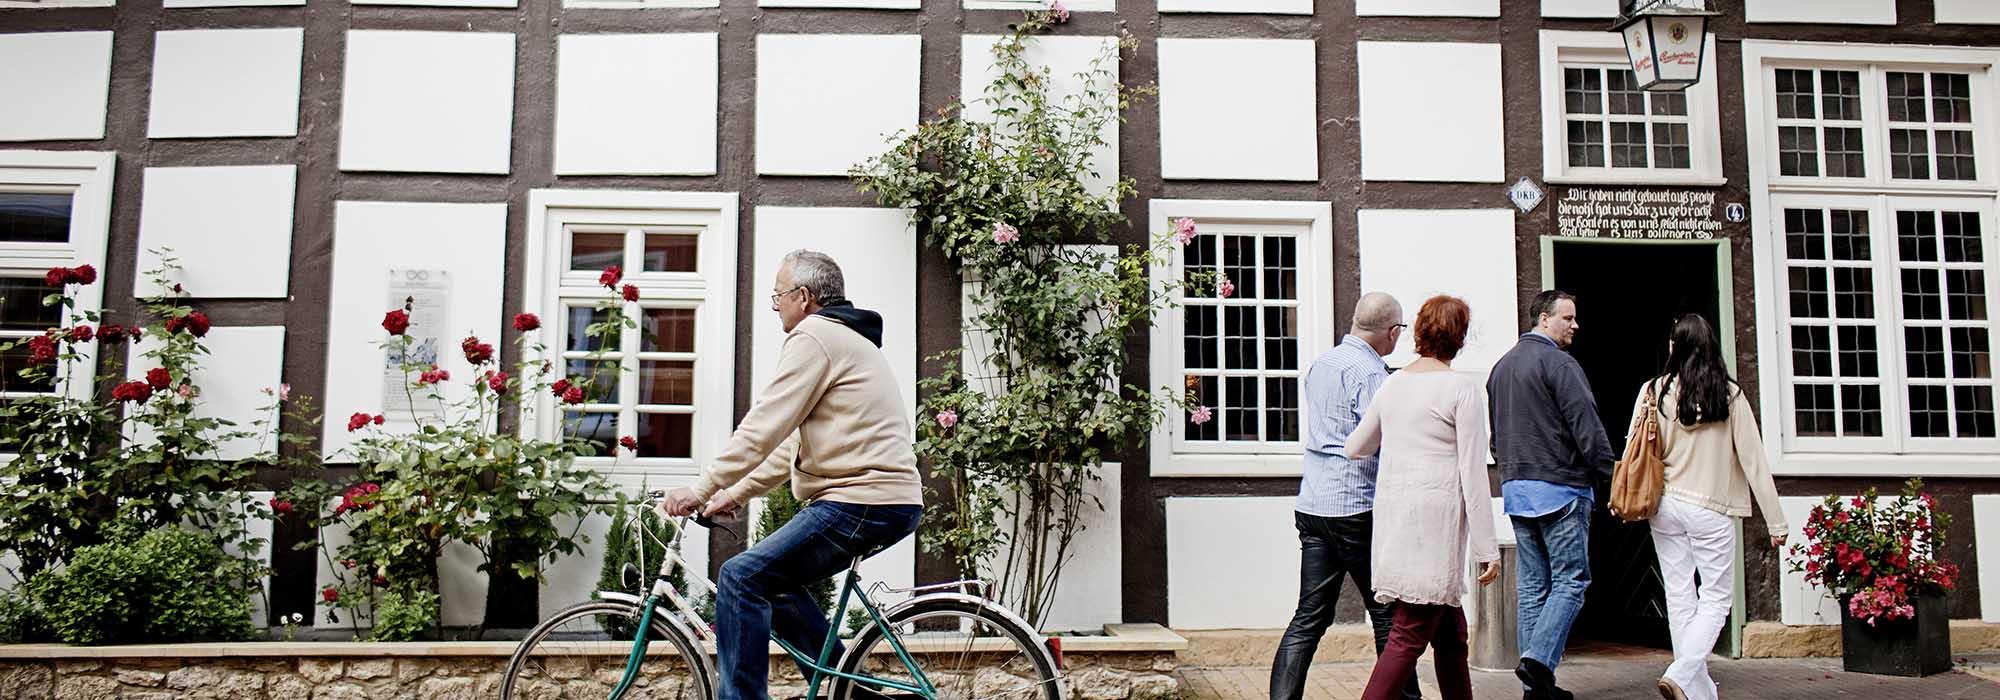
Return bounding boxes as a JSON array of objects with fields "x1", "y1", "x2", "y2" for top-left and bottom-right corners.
[
  {"x1": 1773, "y1": 197, "x2": 1997, "y2": 452},
  {"x1": 1562, "y1": 65, "x2": 1693, "y2": 170},
  {"x1": 1181, "y1": 222, "x2": 1303, "y2": 446},
  {"x1": 1770, "y1": 65, "x2": 1983, "y2": 184},
  {"x1": 558, "y1": 227, "x2": 703, "y2": 460},
  {"x1": 0, "y1": 152, "x2": 115, "y2": 457}
]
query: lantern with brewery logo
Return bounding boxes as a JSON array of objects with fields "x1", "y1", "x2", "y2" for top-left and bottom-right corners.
[{"x1": 1616, "y1": 0, "x2": 1720, "y2": 91}]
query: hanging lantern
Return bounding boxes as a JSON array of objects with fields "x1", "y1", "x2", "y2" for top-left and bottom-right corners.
[{"x1": 1616, "y1": 0, "x2": 1721, "y2": 92}]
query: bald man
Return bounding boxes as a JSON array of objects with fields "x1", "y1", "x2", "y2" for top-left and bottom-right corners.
[{"x1": 1270, "y1": 292, "x2": 1420, "y2": 700}]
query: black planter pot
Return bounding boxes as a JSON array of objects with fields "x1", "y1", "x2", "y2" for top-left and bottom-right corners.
[{"x1": 1839, "y1": 591, "x2": 1952, "y2": 677}]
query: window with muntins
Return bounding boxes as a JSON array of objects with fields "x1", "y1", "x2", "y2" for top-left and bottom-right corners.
[
  {"x1": 1770, "y1": 65, "x2": 1985, "y2": 184},
  {"x1": 1179, "y1": 222, "x2": 1303, "y2": 448},
  {"x1": 1562, "y1": 65, "x2": 1693, "y2": 171},
  {"x1": 556, "y1": 225, "x2": 705, "y2": 464}
]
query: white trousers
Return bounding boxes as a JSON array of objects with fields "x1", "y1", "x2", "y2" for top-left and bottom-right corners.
[{"x1": 1649, "y1": 496, "x2": 1736, "y2": 700}]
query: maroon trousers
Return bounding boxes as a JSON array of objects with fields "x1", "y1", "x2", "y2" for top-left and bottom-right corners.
[{"x1": 1359, "y1": 602, "x2": 1475, "y2": 700}]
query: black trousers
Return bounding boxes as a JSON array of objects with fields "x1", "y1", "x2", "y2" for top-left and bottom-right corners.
[{"x1": 1269, "y1": 511, "x2": 1422, "y2": 700}]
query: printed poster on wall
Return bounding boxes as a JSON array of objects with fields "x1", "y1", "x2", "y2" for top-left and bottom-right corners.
[{"x1": 384, "y1": 268, "x2": 451, "y2": 423}]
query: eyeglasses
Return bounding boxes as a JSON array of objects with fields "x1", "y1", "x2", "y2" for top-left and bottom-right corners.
[
  {"x1": 770, "y1": 286, "x2": 806, "y2": 305},
  {"x1": 1392, "y1": 323, "x2": 1409, "y2": 330}
]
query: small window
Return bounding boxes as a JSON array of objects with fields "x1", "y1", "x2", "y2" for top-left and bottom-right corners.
[
  {"x1": 1774, "y1": 69, "x2": 1868, "y2": 178},
  {"x1": 1539, "y1": 31, "x2": 1723, "y2": 185}
]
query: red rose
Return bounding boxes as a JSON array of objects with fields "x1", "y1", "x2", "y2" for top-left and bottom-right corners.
[
  {"x1": 145, "y1": 367, "x2": 172, "y2": 390},
  {"x1": 418, "y1": 365, "x2": 450, "y2": 385},
  {"x1": 462, "y1": 336, "x2": 494, "y2": 365},
  {"x1": 373, "y1": 414, "x2": 385, "y2": 425},
  {"x1": 486, "y1": 370, "x2": 509, "y2": 395},
  {"x1": 599, "y1": 265, "x2": 623, "y2": 289},
  {"x1": 321, "y1": 586, "x2": 339, "y2": 603},
  {"x1": 27, "y1": 335, "x2": 57, "y2": 364},
  {"x1": 44, "y1": 267, "x2": 70, "y2": 287},
  {"x1": 551, "y1": 377, "x2": 572, "y2": 397},
  {"x1": 382, "y1": 309, "x2": 411, "y2": 336},
  {"x1": 562, "y1": 385, "x2": 584, "y2": 405},
  {"x1": 65, "y1": 324, "x2": 94, "y2": 343},
  {"x1": 621, "y1": 284, "x2": 640, "y2": 302},
  {"x1": 111, "y1": 380, "x2": 154, "y2": 404},
  {"x1": 269, "y1": 498, "x2": 295, "y2": 515},
  {"x1": 619, "y1": 436, "x2": 638, "y2": 452},
  {"x1": 339, "y1": 559, "x2": 356, "y2": 569},
  {"x1": 97, "y1": 324, "x2": 125, "y2": 343},
  {"x1": 72, "y1": 265, "x2": 96, "y2": 285},
  {"x1": 513, "y1": 313, "x2": 541, "y2": 332},
  {"x1": 346, "y1": 412, "x2": 373, "y2": 432},
  {"x1": 372, "y1": 575, "x2": 389, "y2": 587},
  {"x1": 166, "y1": 312, "x2": 211, "y2": 337}
]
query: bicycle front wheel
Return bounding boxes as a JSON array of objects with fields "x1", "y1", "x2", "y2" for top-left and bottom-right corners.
[
  {"x1": 500, "y1": 600, "x2": 715, "y2": 700},
  {"x1": 831, "y1": 598, "x2": 1060, "y2": 700}
]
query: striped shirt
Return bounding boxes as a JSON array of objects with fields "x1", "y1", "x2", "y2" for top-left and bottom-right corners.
[{"x1": 1297, "y1": 335, "x2": 1388, "y2": 518}]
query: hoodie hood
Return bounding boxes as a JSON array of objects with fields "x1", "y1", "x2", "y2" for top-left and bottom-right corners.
[{"x1": 812, "y1": 298, "x2": 884, "y2": 348}]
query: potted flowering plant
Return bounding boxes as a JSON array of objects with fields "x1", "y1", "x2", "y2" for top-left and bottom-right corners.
[{"x1": 1787, "y1": 479, "x2": 1957, "y2": 676}]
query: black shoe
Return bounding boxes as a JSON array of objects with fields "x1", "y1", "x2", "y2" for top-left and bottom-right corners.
[{"x1": 1516, "y1": 659, "x2": 1573, "y2": 700}]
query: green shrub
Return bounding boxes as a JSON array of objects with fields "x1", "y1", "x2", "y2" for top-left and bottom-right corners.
[
  {"x1": 0, "y1": 588, "x2": 51, "y2": 643},
  {"x1": 31, "y1": 528, "x2": 256, "y2": 645},
  {"x1": 369, "y1": 584, "x2": 439, "y2": 642},
  {"x1": 595, "y1": 491, "x2": 691, "y2": 636}
]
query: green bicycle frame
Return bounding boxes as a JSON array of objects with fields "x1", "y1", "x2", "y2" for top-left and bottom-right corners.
[{"x1": 607, "y1": 574, "x2": 936, "y2": 700}]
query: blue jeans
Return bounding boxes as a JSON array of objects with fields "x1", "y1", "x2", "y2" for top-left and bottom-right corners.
[
  {"x1": 1511, "y1": 496, "x2": 1592, "y2": 675},
  {"x1": 715, "y1": 501, "x2": 922, "y2": 700}
]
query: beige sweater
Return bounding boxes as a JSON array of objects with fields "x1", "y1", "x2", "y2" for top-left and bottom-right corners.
[
  {"x1": 1628, "y1": 379, "x2": 1787, "y2": 536},
  {"x1": 691, "y1": 315, "x2": 923, "y2": 507}
]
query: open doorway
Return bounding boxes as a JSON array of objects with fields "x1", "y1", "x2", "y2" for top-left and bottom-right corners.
[{"x1": 1545, "y1": 238, "x2": 1732, "y2": 652}]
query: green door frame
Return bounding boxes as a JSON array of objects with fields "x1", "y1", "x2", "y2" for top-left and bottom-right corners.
[{"x1": 1538, "y1": 235, "x2": 1745, "y2": 658}]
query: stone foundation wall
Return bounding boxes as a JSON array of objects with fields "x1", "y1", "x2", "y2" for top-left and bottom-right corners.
[{"x1": 0, "y1": 647, "x2": 1179, "y2": 700}]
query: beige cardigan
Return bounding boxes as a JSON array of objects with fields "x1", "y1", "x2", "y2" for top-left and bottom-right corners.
[
  {"x1": 690, "y1": 315, "x2": 923, "y2": 507},
  {"x1": 1628, "y1": 379, "x2": 1787, "y2": 536}
]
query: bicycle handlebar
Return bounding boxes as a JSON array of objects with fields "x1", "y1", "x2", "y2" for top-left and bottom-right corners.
[{"x1": 643, "y1": 489, "x2": 722, "y2": 529}]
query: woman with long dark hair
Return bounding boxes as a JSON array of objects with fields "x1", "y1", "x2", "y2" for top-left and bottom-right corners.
[{"x1": 1635, "y1": 314, "x2": 1788, "y2": 700}]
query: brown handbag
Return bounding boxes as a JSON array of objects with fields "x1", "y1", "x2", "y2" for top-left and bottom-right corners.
[{"x1": 1609, "y1": 379, "x2": 1667, "y2": 523}]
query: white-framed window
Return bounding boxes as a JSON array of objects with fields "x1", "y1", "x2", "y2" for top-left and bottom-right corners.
[
  {"x1": 1538, "y1": 30, "x2": 1725, "y2": 185},
  {"x1": 524, "y1": 190, "x2": 738, "y2": 489},
  {"x1": 0, "y1": 1, "x2": 114, "y2": 7},
  {"x1": 1148, "y1": 199, "x2": 1334, "y2": 477},
  {"x1": 1747, "y1": 41, "x2": 2000, "y2": 476},
  {"x1": 0, "y1": 151, "x2": 114, "y2": 457}
]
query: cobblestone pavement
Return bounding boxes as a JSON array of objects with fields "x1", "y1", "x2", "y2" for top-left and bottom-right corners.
[{"x1": 1182, "y1": 650, "x2": 2000, "y2": 700}]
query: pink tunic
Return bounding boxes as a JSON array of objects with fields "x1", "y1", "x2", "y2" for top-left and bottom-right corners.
[{"x1": 1346, "y1": 369, "x2": 1500, "y2": 607}]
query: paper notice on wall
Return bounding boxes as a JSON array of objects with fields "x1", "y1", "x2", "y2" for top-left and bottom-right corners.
[{"x1": 384, "y1": 268, "x2": 451, "y2": 423}]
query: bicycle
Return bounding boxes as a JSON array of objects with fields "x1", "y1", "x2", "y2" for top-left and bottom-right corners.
[{"x1": 501, "y1": 491, "x2": 1066, "y2": 700}]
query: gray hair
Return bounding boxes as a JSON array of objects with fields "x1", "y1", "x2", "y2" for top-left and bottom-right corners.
[
  {"x1": 1350, "y1": 292, "x2": 1403, "y2": 334},
  {"x1": 782, "y1": 249, "x2": 846, "y2": 302}
]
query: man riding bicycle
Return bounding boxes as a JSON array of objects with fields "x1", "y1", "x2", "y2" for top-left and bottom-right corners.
[{"x1": 663, "y1": 249, "x2": 923, "y2": 700}]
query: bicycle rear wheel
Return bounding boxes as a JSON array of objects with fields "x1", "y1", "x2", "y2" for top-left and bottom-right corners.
[
  {"x1": 500, "y1": 600, "x2": 714, "y2": 700},
  {"x1": 831, "y1": 598, "x2": 1060, "y2": 700}
]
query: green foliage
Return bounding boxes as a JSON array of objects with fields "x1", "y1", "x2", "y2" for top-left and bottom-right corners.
[
  {"x1": 754, "y1": 484, "x2": 834, "y2": 611},
  {"x1": 0, "y1": 253, "x2": 292, "y2": 619},
  {"x1": 369, "y1": 584, "x2": 440, "y2": 642},
  {"x1": 850, "y1": 12, "x2": 1205, "y2": 626},
  {"x1": 0, "y1": 588, "x2": 51, "y2": 643},
  {"x1": 29, "y1": 528, "x2": 256, "y2": 646},
  {"x1": 594, "y1": 490, "x2": 693, "y2": 636}
]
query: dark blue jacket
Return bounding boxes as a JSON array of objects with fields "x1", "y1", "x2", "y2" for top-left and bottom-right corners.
[{"x1": 1486, "y1": 333, "x2": 1615, "y2": 488}]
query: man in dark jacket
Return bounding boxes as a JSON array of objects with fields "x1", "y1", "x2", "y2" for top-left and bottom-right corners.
[{"x1": 1487, "y1": 290, "x2": 1614, "y2": 700}]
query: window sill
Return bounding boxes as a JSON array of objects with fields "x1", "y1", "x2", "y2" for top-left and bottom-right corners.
[
  {"x1": 1155, "y1": 452, "x2": 1303, "y2": 477},
  {"x1": 1545, "y1": 173, "x2": 1729, "y2": 187},
  {"x1": 1772, "y1": 452, "x2": 2000, "y2": 477}
]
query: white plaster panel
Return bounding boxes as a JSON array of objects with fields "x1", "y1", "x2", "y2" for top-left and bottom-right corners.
[
  {"x1": 555, "y1": 33, "x2": 719, "y2": 176},
  {"x1": 756, "y1": 34, "x2": 921, "y2": 176},
  {"x1": 965, "y1": 1, "x2": 1114, "y2": 10},
  {"x1": 352, "y1": 0, "x2": 516, "y2": 6},
  {"x1": 339, "y1": 31, "x2": 517, "y2": 175},
  {"x1": 136, "y1": 165, "x2": 297, "y2": 299},
  {"x1": 1977, "y1": 495, "x2": 2000, "y2": 622},
  {"x1": 1746, "y1": 0, "x2": 1897, "y2": 25},
  {"x1": 542, "y1": 496, "x2": 710, "y2": 616},
  {"x1": 991, "y1": 464, "x2": 1121, "y2": 633},
  {"x1": 961, "y1": 34, "x2": 1119, "y2": 197},
  {"x1": 165, "y1": 0, "x2": 305, "y2": 6},
  {"x1": 0, "y1": 32, "x2": 113, "y2": 142},
  {"x1": 750, "y1": 207, "x2": 917, "y2": 424},
  {"x1": 1157, "y1": 38, "x2": 1318, "y2": 182},
  {"x1": 763, "y1": 0, "x2": 918, "y2": 7},
  {"x1": 1541, "y1": 0, "x2": 1616, "y2": 17},
  {"x1": 1937, "y1": 0, "x2": 2000, "y2": 24},
  {"x1": 216, "y1": 491, "x2": 275, "y2": 628},
  {"x1": 1356, "y1": 0, "x2": 1497, "y2": 17},
  {"x1": 148, "y1": 29, "x2": 303, "y2": 139},
  {"x1": 126, "y1": 327, "x2": 287, "y2": 461},
  {"x1": 1160, "y1": 0, "x2": 1310, "y2": 13},
  {"x1": 322, "y1": 201, "x2": 506, "y2": 458},
  {"x1": 1356, "y1": 209, "x2": 1518, "y2": 371},
  {"x1": 1358, "y1": 42, "x2": 1505, "y2": 183},
  {"x1": 1167, "y1": 496, "x2": 1297, "y2": 630}
]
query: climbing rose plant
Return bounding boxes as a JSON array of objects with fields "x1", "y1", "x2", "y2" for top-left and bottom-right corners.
[{"x1": 852, "y1": 8, "x2": 1210, "y2": 627}]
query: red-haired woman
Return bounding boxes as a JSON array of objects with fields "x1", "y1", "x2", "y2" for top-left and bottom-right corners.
[{"x1": 1345, "y1": 295, "x2": 1501, "y2": 700}]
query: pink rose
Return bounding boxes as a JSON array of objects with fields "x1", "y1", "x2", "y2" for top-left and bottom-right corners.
[
  {"x1": 936, "y1": 409, "x2": 959, "y2": 429},
  {"x1": 992, "y1": 222, "x2": 1019, "y2": 245},
  {"x1": 1173, "y1": 218, "x2": 1198, "y2": 245},
  {"x1": 1050, "y1": 1, "x2": 1070, "y2": 23},
  {"x1": 1190, "y1": 406, "x2": 1214, "y2": 425},
  {"x1": 1218, "y1": 278, "x2": 1236, "y2": 298}
]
